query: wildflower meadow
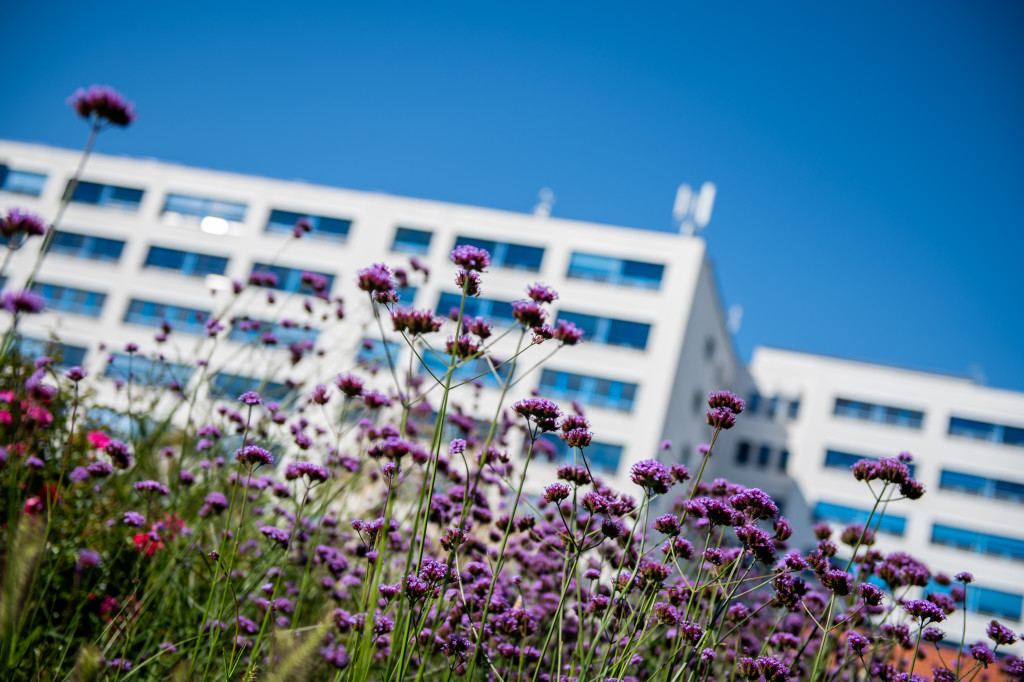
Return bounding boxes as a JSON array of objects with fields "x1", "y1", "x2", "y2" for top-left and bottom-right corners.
[{"x1": 1, "y1": 87, "x2": 1022, "y2": 681}]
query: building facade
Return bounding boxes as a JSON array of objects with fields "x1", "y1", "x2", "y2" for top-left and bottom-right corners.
[{"x1": 3, "y1": 139, "x2": 1021, "y2": 650}]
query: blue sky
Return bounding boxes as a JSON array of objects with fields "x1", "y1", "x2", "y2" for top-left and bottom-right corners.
[{"x1": 3, "y1": 1, "x2": 1023, "y2": 390}]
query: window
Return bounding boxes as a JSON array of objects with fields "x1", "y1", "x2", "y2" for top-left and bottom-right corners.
[
  {"x1": 556, "y1": 310, "x2": 651, "y2": 350},
  {"x1": 813, "y1": 501, "x2": 907, "y2": 536},
  {"x1": 538, "y1": 369, "x2": 638, "y2": 412},
  {"x1": 567, "y1": 252, "x2": 664, "y2": 289},
  {"x1": 833, "y1": 397, "x2": 924, "y2": 429},
  {"x1": 766, "y1": 397, "x2": 779, "y2": 418},
  {"x1": 396, "y1": 285, "x2": 418, "y2": 305},
  {"x1": 19, "y1": 337, "x2": 87, "y2": 369},
  {"x1": 435, "y1": 292, "x2": 515, "y2": 327},
  {"x1": 390, "y1": 227, "x2": 433, "y2": 255},
  {"x1": 48, "y1": 231, "x2": 125, "y2": 262},
  {"x1": 265, "y1": 209, "x2": 351, "y2": 241},
  {"x1": 356, "y1": 337, "x2": 390, "y2": 368},
  {"x1": 533, "y1": 432, "x2": 622, "y2": 474},
  {"x1": 144, "y1": 246, "x2": 229, "y2": 278},
  {"x1": 228, "y1": 318, "x2": 319, "y2": 347},
  {"x1": 419, "y1": 351, "x2": 513, "y2": 388},
  {"x1": 787, "y1": 399, "x2": 800, "y2": 419},
  {"x1": 939, "y1": 470, "x2": 1024, "y2": 504},
  {"x1": 453, "y1": 236, "x2": 544, "y2": 271},
  {"x1": 778, "y1": 449, "x2": 789, "y2": 472},
  {"x1": 124, "y1": 299, "x2": 210, "y2": 336},
  {"x1": 209, "y1": 373, "x2": 289, "y2": 403},
  {"x1": 0, "y1": 166, "x2": 47, "y2": 196},
  {"x1": 29, "y1": 282, "x2": 106, "y2": 318},
  {"x1": 250, "y1": 263, "x2": 335, "y2": 295},
  {"x1": 747, "y1": 392, "x2": 761, "y2": 414},
  {"x1": 926, "y1": 581, "x2": 1022, "y2": 620},
  {"x1": 931, "y1": 524, "x2": 1024, "y2": 561},
  {"x1": 66, "y1": 180, "x2": 143, "y2": 210},
  {"x1": 948, "y1": 416, "x2": 1024, "y2": 447},
  {"x1": 162, "y1": 193, "x2": 247, "y2": 223},
  {"x1": 823, "y1": 449, "x2": 916, "y2": 477},
  {"x1": 105, "y1": 352, "x2": 193, "y2": 388},
  {"x1": 735, "y1": 442, "x2": 751, "y2": 465},
  {"x1": 757, "y1": 445, "x2": 772, "y2": 468}
]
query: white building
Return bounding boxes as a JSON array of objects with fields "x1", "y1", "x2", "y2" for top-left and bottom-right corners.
[{"x1": 2, "y1": 139, "x2": 1021, "y2": 648}]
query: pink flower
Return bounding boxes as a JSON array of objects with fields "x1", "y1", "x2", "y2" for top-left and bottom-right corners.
[{"x1": 87, "y1": 431, "x2": 111, "y2": 449}]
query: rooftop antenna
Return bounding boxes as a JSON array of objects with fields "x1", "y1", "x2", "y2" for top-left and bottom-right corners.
[
  {"x1": 673, "y1": 181, "x2": 716, "y2": 235},
  {"x1": 533, "y1": 187, "x2": 555, "y2": 218},
  {"x1": 727, "y1": 304, "x2": 743, "y2": 335}
]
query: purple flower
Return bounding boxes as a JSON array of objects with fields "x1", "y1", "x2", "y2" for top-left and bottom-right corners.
[
  {"x1": 123, "y1": 511, "x2": 146, "y2": 528},
  {"x1": 954, "y1": 571, "x2": 974, "y2": 584},
  {"x1": 730, "y1": 488, "x2": 779, "y2": 521},
  {"x1": 513, "y1": 398, "x2": 561, "y2": 433},
  {"x1": 260, "y1": 525, "x2": 290, "y2": 548},
  {"x1": 205, "y1": 492, "x2": 229, "y2": 511},
  {"x1": 392, "y1": 307, "x2": 442, "y2": 335},
  {"x1": 553, "y1": 319, "x2": 583, "y2": 345},
  {"x1": 76, "y1": 548, "x2": 101, "y2": 570},
  {"x1": 335, "y1": 373, "x2": 364, "y2": 398},
  {"x1": 234, "y1": 445, "x2": 275, "y2": 468},
  {"x1": 846, "y1": 631, "x2": 870, "y2": 655},
  {"x1": 454, "y1": 270, "x2": 482, "y2": 296},
  {"x1": 284, "y1": 461, "x2": 330, "y2": 483},
  {"x1": 87, "y1": 461, "x2": 113, "y2": 478},
  {"x1": 700, "y1": 648, "x2": 716, "y2": 662},
  {"x1": 0, "y1": 208, "x2": 47, "y2": 241},
  {"x1": 67, "y1": 85, "x2": 136, "y2": 126},
  {"x1": 629, "y1": 459, "x2": 674, "y2": 495},
  {"x1": 526, "y1": 282, "x2": 558, "y2": 303},
  {"x1": 971, "y1": 641, "x2": 996, "y2": 667},
  {"x1": 986, "y1": 619, "x2": 1018, "y2": 646},
  {"x1": 706, "y1": 406, "x2": 737, "y2": 430},
  {"x1": 450, "y1": 244, "x2": 490, "y2": 271},
  {"x1": 708, "y1": 390, "x2": 745, "y2": 414},
  {"x1": 69, "y1": 466, "x2": 89, "y2": 482},
  {"x1": 25, "y1": 456, "x2": 44, "y2": 469},
  {"x1": 2, "y1": 290, "x2": 45, "y2": 315},
  {"x1": 105, "y1": 658, "x2": 132, "y2": 671},
  {"x1": 356, "y1": 263, "x2": 395, "y2": 294},
  {"x1": 133, "y1": 480, "x2": 170, "y2": 496},
  {"x1": 238, "y1": 391, "x2": 263, "y2": 405},
  {"x1": 902, "y1": 599, "x2": 946, "y2": 624},
  {"x1": 104, "y1": 441, "x2": 133, "y2": 469},
  {"x1": 542, "y1": 483, "x2": 571, "y2": 504},
  {"x1": 511, "y1": 299, "x2": 547, "y2": 328},
  {"x1": 64, "y1": 366, "x2": 87, "y2": 382}
]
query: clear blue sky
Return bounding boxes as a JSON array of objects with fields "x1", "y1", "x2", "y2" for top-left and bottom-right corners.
[{"x1": 3, "y1": 1, "x2": 1022, "y2": 390}]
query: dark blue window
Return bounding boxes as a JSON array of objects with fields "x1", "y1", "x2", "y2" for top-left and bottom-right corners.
[
  {"x1": 533, "y1": 432, "x2": 622, "y2": 474},
  {"x1": 20, "y1": 337, "x2": 87, "y2": 369},
  {"x1": 926, "y1": 580, "x2": 1022, "y2": 620},
  {"x1": 757, "y1": 445, "x2": 772, "y2": 467},
  {"x1": 105, "y1": 352, "x2": 193, "y2": 387},
  {"x1": 735, "y1": 441, "x2": 751, "y2": 465},
  {"x1": 834, "y1": 398, "x2": 924, "y2": 429},
  {"x1": 787, "y1": 399, "x2": 801, "y2": 419},
  {"x1": 778, "y1": 449, "x2": 789, "y2": 471},
  {"x1": 948, "y1": 416, "x2": 1024, "y2": 447},
  {"x1": 356, "y1": 337, "x2": 391, "y2": 368},
  {"x1": 391, "y1": 227, "x2": 433, "y2": 255},
  {"x1": 454, "y1": 236, "x2": 544, "y2": 272},
  {"x1": 419, "y1": 351, "x2": 513, "y2": 388},
  {"x1": 939, "y1": 470, "x2": 1024, "y2": 504},
  {"x1": 49, "y1": 231, "x2": 125, "y2": 262},
  {"x1": 163, "y1": 193, "x2": 247, "y2": 222},
  {"x1": 209, "y1": 373, "x2": 289, "y2": 403},
  {"x1": 814, "y1": 501, "x2": 907, "y2": 536},
  {"x1": 250, "y1": 263, "x2": 335, "y2": 294},
  {"x1": 144, "y1": 246, "x2": 229, "y2": 278},
  {"x1": 266, "y1": 209, "x2": 351, "y2": 241},
  {"x1": 823, "y1": 449, "x2": 916, "y2": 477},
  {"x1": 124, "y1": 299, "x2": 210, "y2": 336},
  {"x1": 29, "y1": 282, "x2": 106, "y2": 317},
  {"x1": 567, "y1": 252, "x2": 664, "y2": 289},
  {"x1": 557, "y1": 310, "x2": 650, "y2": 350},
  {"x1": 228, "y1": 318, "x2": 319, "y2": 346},
  {"x1": 747, "y1": 392, "x2": 761, "y2": 414},
  {"x1": 67, "y1": 180, "x2": 144, "y2": 210},
  {"x1": 932, "y1": 524, "x2": 1024, "y2": 561},
  {"x1": 436, "y1": 292, "x2": 515, "y2": 326},
  {"x1": 538, "y1": 369, "x2": 638, "y2": 412},
  {"x1": 0, "y1": 166, "x2": 47, "y2": 196}
]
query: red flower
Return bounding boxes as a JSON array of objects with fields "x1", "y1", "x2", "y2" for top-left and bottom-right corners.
[{"x1": 87, "y1": 431, "x2": 111, "y2": 448}]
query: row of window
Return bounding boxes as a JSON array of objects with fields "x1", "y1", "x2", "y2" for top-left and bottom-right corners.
[
  {"x1": 938, "y1": 470, "x2": 1024, "y2": 504},
  {"x1": 813, "y1": 500, "x2": 907, "y2": 536},
  {"x1": 948, "y1": 416, "x2": 1024, "y2": 448},
  {"x1": 932, "y1": 524, "x2": 1024, "y2": 562},
  {"x1": 534, "y1": 432, "x2": 622, "y2": 474},
  {"x1": 823, "y1": 449, "x2": 917, "y2": 477},
  {"x1": 833, "y1": 397, "x2": 925, "y2": 429},
  {"x1": 747, "y1": 393, "x2": 800, "y2": 420},
  {"x1": 735, "y1": 441, "x2": 789, "y2": 472},
  {"x1": 927, "y1": 580, "x2": 1022, "y2": 621},
  {"x1": 538, "y1": 369, "x2": 638, "y2": 412},
  {"x1": 4, "y1": 165, "x2": 665, "y2": 289}
]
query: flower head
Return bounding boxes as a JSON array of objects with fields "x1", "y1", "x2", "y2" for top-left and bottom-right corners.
[
  {"x1": 0, "y1": 208, "x2": 47, "y2": 242},
  {"x1": 356, "y1": 263, "x2": 395, "y2": 295},
  {"x1": 260, "y1": 525, "x2": 290, "y2": 549},
  {"x1": 68, "y1": 85, "x2": 136, "y2": 126},
  {"x1": 133, "y1": 480, "x2": 170, "y2": 496},
  {"x1": 513, "y1": 398, "x2": 561, "y2": 433},
  {"x1": 104, "y1": 441, "x2": 133, "y2": 469},
  {"x1": 526, "y1": 282, "x2": 558, "y2": 303},
  {"x1": 2, "y1": 290, "x2": 45, "y2": 315},
  {"x1": 238, "y1": 391, "x2": 263, "y2": 406},
  {"x1": 450, "y1": 244, "x2": 490, "y2": 271},
  {"x1": 234, "y1": 445, "x2": 274, "y2": 468},
  {"x1": 629, "y1": 459, "x2": 674, "y2": 495}
]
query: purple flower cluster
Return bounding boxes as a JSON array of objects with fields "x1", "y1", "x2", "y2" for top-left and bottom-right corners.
[{"x1": 67, "y1": 85, "x2": 136, "y2": 126}]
